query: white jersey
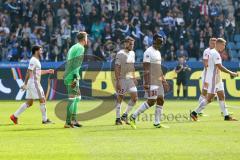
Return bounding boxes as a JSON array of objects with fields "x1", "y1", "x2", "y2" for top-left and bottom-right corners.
[
  {"x1": 143, "y1": 46, "x2": 161, "y2": 64},
  {"x1": 143, "y1": 46, "x2": 164, "y2": 98},
  {"x1": 143, "y1": 46, "x2": 163, "y2": 86},
  {"x1": 26, "y1": 57, "x2": 44, "y2": 99},
  {"x1": 115, "y1": 49, "x2": 135, "y2": 79},
  {"x1": 206, "y1": 48, "x2": 222, "y2": 86},
  {"x1": 28, "y1": 57, "x2": 41, "y2": 85}
]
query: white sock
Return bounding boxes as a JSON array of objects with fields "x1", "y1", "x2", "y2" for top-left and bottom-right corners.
[
  {"x1": 217, "y1": 97, "x2": 222, "y2": 112},
  {"x1": 219, "y1": 101, "x2": 229, "y2": 116},
  {"x1": 155, "y1": 105, "x2": 163, "y2": 125},
  {"x1": 116, "y1": 103, "x2": 121, "y2": 118},
  {"x1": 40, "y1": 103, "x2": 48, "y2": 122},
  {"x1": 14, "y1": 103, "x2": 29, "y2": 118},
  {"x1": 198, "y1": 95, "x2": 205, "y2": 103},
  {"x1": 195, "y1": 99, "x2": 208, "y2": 113},
  {"x1": 132, "y1": 102, "x2": 149, "y2": 119},
  {"x1": 124, "y1": 100, "x2": 136, "y2": 115}
]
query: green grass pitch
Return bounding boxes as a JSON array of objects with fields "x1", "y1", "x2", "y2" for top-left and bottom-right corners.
[{"x1": 0, "y1": 100, "x2": 240, "y2": 160}]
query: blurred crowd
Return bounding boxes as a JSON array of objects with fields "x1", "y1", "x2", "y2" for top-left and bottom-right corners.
[{"x1": 0, "y1": 0, "x2": 240, "y2": 62}]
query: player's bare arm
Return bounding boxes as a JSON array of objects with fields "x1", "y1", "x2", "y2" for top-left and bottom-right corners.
[
  {"x1": 160, "y1": 69, "x2": 170, "y2": 92},
  {"x1": 216, "y1": 64, "x2": 238, "y2": 77},
  {"x1": 115, "y1": 64, "x2": 121, "y2": 91},
  {"x1": 41, "y1": 69, "x2": 54, "y2": 75},
  {"x1": 203, "y1": 59, "x2": 208, "y2": 68},
  {"x1": 143, "y1": 62, "x2": 150, "y2": 90},
  {"x1": 132, "y1": 65, "x2": 137, "y2": 85},
  {"x1": 21, "y1": 69, "x2": 31, "y2": 90}
]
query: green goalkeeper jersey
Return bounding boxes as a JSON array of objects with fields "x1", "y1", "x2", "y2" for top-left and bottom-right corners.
[{"x1": 64, "y1": 43, "x2": 84, "y2": 85}]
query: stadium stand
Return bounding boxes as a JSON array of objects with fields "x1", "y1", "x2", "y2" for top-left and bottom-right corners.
[{"x1": 0, "y1": 0, "x2": 239, "y2": 62}]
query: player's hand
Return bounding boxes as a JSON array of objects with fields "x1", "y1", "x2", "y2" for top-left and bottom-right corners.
[
  {"x1": 20, "y1": 84, "x2": 27, "y2": 91},
  {"x1": 143, "y1": 84, "x2": 150, "y2": 91},
  {"x1": 48, "y1": 69, "x2": 54, "y2": 74},
  {"x1": 77, "y1": 89, "x2": 81, "y2": 96},
  {"x1": 71, "y1": 80, "x2": 77, "y2": 89},
  {"x1": 230, "y1": 72, "x2": 238, "y2": 78},
  {"x1": 162, "y1": 80, "x2": 170, "y2": 92}
]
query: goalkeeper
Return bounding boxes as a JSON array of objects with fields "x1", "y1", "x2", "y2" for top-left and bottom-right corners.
[{"x1": 63, "y1": 32, "x2": 87, "y2": 128}]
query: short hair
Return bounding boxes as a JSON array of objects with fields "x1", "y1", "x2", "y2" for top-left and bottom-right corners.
[
  {"x1": 210, "y1": 38, "x2": 217, "y2": 42},
  {"x1": 216, "y1": 38, "x2": 226, "y2": 44},
  {"x1": 125, "y1": 36, "x2": 135, "y2": 43},
  {"x1": 77, "y1": 32, "x2": 87, "y2": 41},
  {"x1": 153, "y1": 34, "x2": 163, "y2": 45},
  {"x1": 32, "y1": 45, "x2": 41, "y2": 55}
]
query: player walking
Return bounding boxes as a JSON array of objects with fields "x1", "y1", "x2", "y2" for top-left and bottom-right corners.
[
  {"x1": 63, "y1": 32, "x2": 87, "y2": 128},
  {"x1": 10, "y1": 45, "x2": 54, "y2": 124},
  {"x1": 198, "y1": 38, "x2": 217, "y2": 103},
  {"x1": 190, "y1": 38, "x2": 238, "y2": 121},
  {"x1": 129, "y1": 34, "x2": 170, "y2": 129},
  {"x1": 198, "y1": 38, "x2": 217, "y2": 116},
  {"x1": 114, "y1": 37, "x2": 138, "y2": 125}
]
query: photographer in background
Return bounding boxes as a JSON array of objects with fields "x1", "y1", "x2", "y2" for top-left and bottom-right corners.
[{"x1": 175, "y1": 56, "x2": 191, "y2": 99}]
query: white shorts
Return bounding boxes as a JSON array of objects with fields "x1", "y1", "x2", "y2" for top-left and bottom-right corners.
[
  {"x1": 116, "y1": 79, "x2": 137, "y2": 95},
  {"x1": 144, "y1": 85, "x2": 164, "y2": 99},
  {"x1": 26, "y1": 82, "x2": 45, "y2": 99},
  {"x1": 207, "y1": 82, "x2": 224, "y2": 94}
]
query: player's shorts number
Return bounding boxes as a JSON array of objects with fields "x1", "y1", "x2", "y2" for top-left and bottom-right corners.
[
  {"x1": 117, "y1": 89, "x2": 125, "y2": 95},
  {"x1": 148, "y1": 89, "x2": 157, "y2": 97}
]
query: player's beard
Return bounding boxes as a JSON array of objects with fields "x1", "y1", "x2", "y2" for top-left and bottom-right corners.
[
  {"x1": 154, "y1": 44, "x2": 161, "y2": 50},
  {"x1": 38, "y1": 52, "x2": 43, "y2": 60},
  {"x1": 126, "y1": 48, "x2": 131, "y2": 52},
  {"x1": 125, "y1": 46, "x2": 132, "y2": 52}
]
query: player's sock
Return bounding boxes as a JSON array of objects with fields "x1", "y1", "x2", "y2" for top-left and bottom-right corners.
[
  {"x1": 154, "y1": 105, "x2": 163, "y2": 124},
  {"x1": 217, "y1": 97, "x2": 223, "y2": 114},
  {"x1": 124, "y1": 99, "x2": 136, "y2": 115},
  {"x1": 72, "y1": 97, "x2": 79, "y2": 121},
  {"x1": 66, "y1": 98, "x2": 74, "y2": 124},
  {"x1": 219, "y1": 101, "x2": 229, "y2": 116},
  {"x1": 121, "y1": 100, "x2": 135, "y2": 125},
  {"x1": 116, "y1": 103, "x2": 121, "y2": 119},
  {"x1": 14, "y1": 103, "x2": 29, "y2": 118},
  {"x1": 198, "y1": 95, "x2": 205, "y2": 103},
  {"x1": 40, "y1": 103, "x2": 48, "y2": 122},
  {"x1": 195, "y1": 99, "x2": 208, "y2": 113},
  {"x1": 132, "y1": 102, "x2": 149, "y2": 119}
]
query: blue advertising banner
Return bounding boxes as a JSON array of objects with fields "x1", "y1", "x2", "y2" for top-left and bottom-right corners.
[{"x1": 0, "y1": 62, "x2": 239, "y2": 100}]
